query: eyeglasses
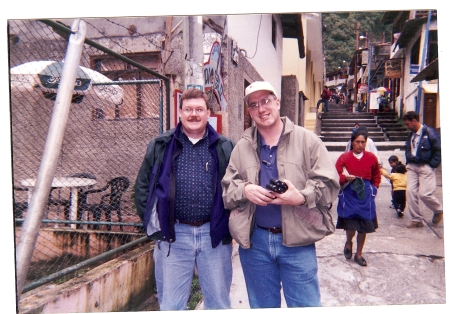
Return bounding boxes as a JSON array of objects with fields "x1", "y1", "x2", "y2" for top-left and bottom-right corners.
[
  {"x1": 247, "y1": 97, "x2": 273, "y2": 110},
  {"x1": 181, "y1": 107, "x2": 208, "y2": 115}
]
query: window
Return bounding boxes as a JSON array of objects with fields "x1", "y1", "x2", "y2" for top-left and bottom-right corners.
[
  {"x1": 427, "y1": 30, "x2": 438, "y2": 64},
  {"x1": 90, "y1": 52, "x2": 161, "y2": 120},
  {"x1": 410, "y1": 37, "x2": 420, "y2": 65}
]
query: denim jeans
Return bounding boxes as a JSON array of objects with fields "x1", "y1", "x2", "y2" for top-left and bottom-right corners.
[
  {"x1": 153, "y1": 222, "x2": 232, "y2": 310},
  {"x1": 239, "y1": 226, "x2": 321, "y2": 308},
  {"x1": 316, "y1": 99, "x2": 330, "y2": 112}
]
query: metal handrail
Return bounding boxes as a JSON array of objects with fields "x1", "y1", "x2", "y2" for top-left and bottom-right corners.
[{"x1": 21, "y1": 236, "x2": 151, "y2": 293}]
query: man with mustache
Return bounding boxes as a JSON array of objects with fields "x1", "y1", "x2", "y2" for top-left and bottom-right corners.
[{"x1": 134, "y1": 88, "x2": 235, "y2": 310}]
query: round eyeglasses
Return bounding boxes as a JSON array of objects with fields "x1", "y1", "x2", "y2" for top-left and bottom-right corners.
[
  {"x1": 181, "y1": 107, "x2": 208, "y2": 115},
  {"x1": 247, "y1": 97, "x2": 273, "y2": 110}
]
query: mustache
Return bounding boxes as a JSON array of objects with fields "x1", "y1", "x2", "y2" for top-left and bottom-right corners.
[{"x1": 187, "y1": 116, "x2": 202, "y2": 122}]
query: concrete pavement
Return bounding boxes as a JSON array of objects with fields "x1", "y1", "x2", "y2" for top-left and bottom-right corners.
[{"x1": 199, "y1": 148, "x2": 447, "y2": 311}]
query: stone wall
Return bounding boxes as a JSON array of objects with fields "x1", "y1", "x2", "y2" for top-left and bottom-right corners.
[{"x1": 281, "y1": 75, "x2": 300, "y2": 125}]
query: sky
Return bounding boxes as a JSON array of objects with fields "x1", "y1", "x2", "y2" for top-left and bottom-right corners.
[{"x1": 2, "y1": 1, "x2": 448, "y2": 313}]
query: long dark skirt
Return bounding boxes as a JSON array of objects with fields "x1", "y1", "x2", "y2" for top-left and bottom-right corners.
[
  {"x1": 336, "y1": 216, "x2": 378, "y2": 233},
  {"x1": 336, "y1": 179, "x2": 378, "y2": 233}
]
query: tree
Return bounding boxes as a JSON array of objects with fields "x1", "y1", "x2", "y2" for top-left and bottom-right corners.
[{"x1": 322, "y1": 12, "x2": 391, "y2": 73}]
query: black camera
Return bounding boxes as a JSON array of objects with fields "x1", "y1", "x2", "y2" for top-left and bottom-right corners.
[{"x1": 266, "y1": 179, "x2": 288, "y2": 194}]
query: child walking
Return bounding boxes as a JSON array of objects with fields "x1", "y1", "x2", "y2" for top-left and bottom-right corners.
[
  {"x1": 387, "y1": 155, "x2": 400, "y2": 208},
  {"x1": 381, "y1": 162, "x2": 407, "y2": 217}
]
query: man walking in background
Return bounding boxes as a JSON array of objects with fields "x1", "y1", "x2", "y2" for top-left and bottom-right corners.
[
  {"x1": 402, "y1": 111, "x2": 442, "y2": 228},
  {"x1": 316, "y1": 85, "x2": 332, "y2": 112}
]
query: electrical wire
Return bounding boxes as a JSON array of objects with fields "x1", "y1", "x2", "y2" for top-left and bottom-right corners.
[{"x1": 246, "y1": 14, "x2": 263, "y2": 59}]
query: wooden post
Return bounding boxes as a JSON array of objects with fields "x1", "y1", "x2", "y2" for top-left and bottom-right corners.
[{"x1": 353, "y1": 22, "x2": 360, "y2": 106}]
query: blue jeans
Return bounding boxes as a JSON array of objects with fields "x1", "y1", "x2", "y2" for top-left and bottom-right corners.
[
  {"x1": 153, "y1": 222, "x2": 232, "y2": 310},
  {"x1": 239, "y1": 226, "x2": 321, "y2": 308},
  {"x1": 316, "y1": 99, "x2": 330, "y2": 112}
]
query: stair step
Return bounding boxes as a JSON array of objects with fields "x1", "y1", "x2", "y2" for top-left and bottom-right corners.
[
  {"x1": 321, "y1": 125, "x2": 381, "y2": 133},
  {"x1": 320, "y1": 136, "x2": 386, "y2": 142},
  {"x1": 379, "y1": 123, "x2": 406, "y2": 127},
  {"x1": 322, "y1": 119, "x2": 375, "y2": 123},
  {"x1": 322, "y1": 123, "x2": 378, "y2": 128},
  {"x1": 325, "y1": 141, "x2": 406, "y2": 152},
  {"x1": 384, "y1": 130, "x2": 409, "y2": 134},
  {"x1": 321, "y1": 132, "x2": 385, "y2": 137},
  {"x1": 318, "y1": 110, "x2": 408, "y2": 146},
  {"x1": 321, "y1": 113, "x2": 375, "y2": 118}
]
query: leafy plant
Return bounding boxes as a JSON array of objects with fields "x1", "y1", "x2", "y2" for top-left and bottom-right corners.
[{"x1": 187, "y1": 275, "x2": 203, "y2": 310}]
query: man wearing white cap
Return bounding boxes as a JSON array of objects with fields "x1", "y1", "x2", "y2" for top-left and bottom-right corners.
[{"x1": 222, "y1": 81, "x2": 340, "y2": 308}]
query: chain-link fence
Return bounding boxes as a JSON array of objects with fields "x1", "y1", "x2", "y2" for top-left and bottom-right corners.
[{"x1": 9, "y1": 18, "x2": 170, "y2": 293}]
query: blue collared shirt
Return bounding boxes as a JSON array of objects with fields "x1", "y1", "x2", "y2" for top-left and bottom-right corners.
[
  {"x1": 174, "y1": 129, "x2": 213, "y2": 222},
  {"x1": 255, "y1": 135, "x2": 282, "y2": 228}
]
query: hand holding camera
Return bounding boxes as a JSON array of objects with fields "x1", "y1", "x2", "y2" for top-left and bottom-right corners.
[{"x1": 266, "y1": 179, "x2": 288, "y2": 194}]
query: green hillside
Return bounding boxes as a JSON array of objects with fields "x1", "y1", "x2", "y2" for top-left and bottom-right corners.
[{"x1": 322, "y1": 11, "x2": 392, "y2": 73}]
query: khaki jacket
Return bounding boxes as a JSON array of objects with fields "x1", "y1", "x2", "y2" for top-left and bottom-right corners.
[{"x1": 221, "y1": 117, "x2": 340, "y2": 248}]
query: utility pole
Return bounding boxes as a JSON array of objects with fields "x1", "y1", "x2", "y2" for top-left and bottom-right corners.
[
  {"x1": 354, "y1": 22, "x2": 360, "y2": 105},
  {"x1": 183, "y1": 16, "x2": 204, "y2": 90}
]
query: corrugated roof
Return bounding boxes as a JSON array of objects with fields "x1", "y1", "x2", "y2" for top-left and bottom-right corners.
[{"x1": 395, "y1": 14, "x2": 437, "y2": 49}]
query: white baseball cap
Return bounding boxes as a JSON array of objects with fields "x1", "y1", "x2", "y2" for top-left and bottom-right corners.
[{"x1": 244, "y1": 81, "x2": 278, "y2": 102}]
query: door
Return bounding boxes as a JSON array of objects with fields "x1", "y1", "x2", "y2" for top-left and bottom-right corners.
[{"x1": 423, "y1": 93, "x2": 437, "y2": 129}]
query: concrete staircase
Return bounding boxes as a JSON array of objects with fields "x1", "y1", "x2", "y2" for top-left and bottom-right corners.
[
  {"x1": 318, "y1": 103, "x2": 406, "y2": 151},
  {"x1": 377, "y1": 111, "x2": 410, "y2": 142}
]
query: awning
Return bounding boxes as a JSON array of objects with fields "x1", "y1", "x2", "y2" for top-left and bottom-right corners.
[
  {"x1": 395, "y1": 14, "x2": 437, "y2": 50},
  {"x1": 410, "y1": 58, "x2": 439, "y2": 82}
]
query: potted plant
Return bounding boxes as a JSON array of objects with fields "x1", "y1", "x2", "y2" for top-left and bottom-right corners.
[{"x1": 378, "y1": 95, "x2": 391, "y2": 111}]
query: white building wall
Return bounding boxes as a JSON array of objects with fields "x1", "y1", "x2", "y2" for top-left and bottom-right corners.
[
  {"x1": 281, "y1": 13, "x2": 323, "y2": 105},
  {"x1": 281, "y1": 14, "x2": 324, "y2": 131},
  {"x1": 282, "y1": 38, "x2": 301, "y2": 78},
  {"x1": 227, "y1": 14, "x2": 283, "y2": 96},
  {"x1": 401, "y1": 19, "x2": 438, "y2": 114}
]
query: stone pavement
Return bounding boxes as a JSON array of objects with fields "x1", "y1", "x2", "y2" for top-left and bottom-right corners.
[{"x1": 199, "y1": 148, "x2": 447, "y2": 312}]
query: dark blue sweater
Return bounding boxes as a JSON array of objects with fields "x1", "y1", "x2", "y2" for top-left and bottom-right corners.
[{"x1": 134, "y1": 122, "x2": 235, "y2": 248}]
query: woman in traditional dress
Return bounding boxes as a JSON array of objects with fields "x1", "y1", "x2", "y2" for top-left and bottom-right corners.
[{"x1": 335, "y1": 128, "x2": 381, "y2": 266}]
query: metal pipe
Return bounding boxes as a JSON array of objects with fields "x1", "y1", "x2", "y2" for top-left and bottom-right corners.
[
  {"x1": 159, "y1": 81, "x2": 164, "y2": 133},
  {"x1": 40, "y1": 18, "x2": 171, "y2": 131},
  {"x1": 15, "y1": 219, "x2": 143, "y2": 227},
  {"x1": 15, "y1": 19, "x2": 87, "y2": 299},
  {"x1": 21, "y1": 236, "x2": 151, "y2": 293},
  {"x1": 92, "y1": 80, "x2": 161, "y2": 85},
  {"x1": 165, "y1": 76, "x2": 171, "y2": 132}
]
